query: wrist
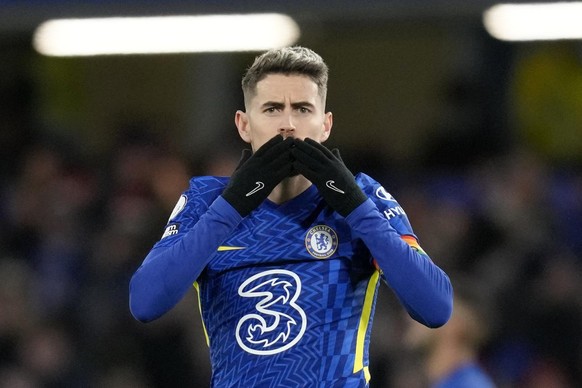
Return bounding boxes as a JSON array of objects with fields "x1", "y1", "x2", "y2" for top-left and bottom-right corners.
[
  {"x1": 212, "y1": 195, "x2": 245, "y2": 222},
  {"x1": 335, "y1": 187, "x2": 368, "y2": 217},
  {"x1": 221, "y1": 189, "x2": 254, "y2": 218}
]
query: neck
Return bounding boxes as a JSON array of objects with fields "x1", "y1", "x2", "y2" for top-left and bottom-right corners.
[{"x1": 268, "y1": 175, "x2": 312, "y2": 204}]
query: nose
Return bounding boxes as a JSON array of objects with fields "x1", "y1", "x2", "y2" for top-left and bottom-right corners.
[
  {"x1": 278, "y1": 114, "x2": 296, "y2": 138},
  {"x1": 279, "y1": 127, "x2": 295, "y2": 138}
]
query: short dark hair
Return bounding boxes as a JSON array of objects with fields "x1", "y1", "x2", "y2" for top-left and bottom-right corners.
[{"x1": 241, "y1": 46, "x2": 329, "y2": 107}]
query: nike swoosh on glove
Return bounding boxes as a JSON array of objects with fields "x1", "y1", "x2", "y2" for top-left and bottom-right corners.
[
  {"x1": 222, "y1": 135, "x2": 294, "y2": 217},
  {"x1": 291, "y1": 138, "x2": 368, "y2": 217}
]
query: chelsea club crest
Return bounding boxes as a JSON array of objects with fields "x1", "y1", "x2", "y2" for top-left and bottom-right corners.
[{"x1": 305, "y1": 225, "x2": 338, "y2": 259}]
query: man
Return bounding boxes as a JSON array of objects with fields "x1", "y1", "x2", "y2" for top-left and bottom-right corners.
[
  {"x1": 405, "y1": 279, "x2": 495, "y2": 387},
  {"x1": 129, "y1": 46, "x2": 453, "y2": 387}
]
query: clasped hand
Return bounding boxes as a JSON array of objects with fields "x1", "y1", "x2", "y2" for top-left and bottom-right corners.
[{"x1": 222, "y1": 135, "x2": 367, "y2": 217}]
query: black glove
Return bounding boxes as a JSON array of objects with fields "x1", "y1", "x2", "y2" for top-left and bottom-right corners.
[
  {"x1": 234, "y1": 149, "x2": 252, "y2": 171},
  {"x1": 292, "y1": 138, "x2": 367, "y2": 217},
  {"x1": 223, "y1": 135, "x2": 294, "y2": 217}
]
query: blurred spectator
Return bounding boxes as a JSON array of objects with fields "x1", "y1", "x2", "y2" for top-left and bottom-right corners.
[{"x1": 404, "y1": 275, "x2": 497, "y2": 388}]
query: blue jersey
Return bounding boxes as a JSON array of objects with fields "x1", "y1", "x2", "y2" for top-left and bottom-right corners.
[
  {"x1": 130, "y1": 173, "x2": 452, "y2": 387},
  {"x1": 433, "y1": 363, "x2": 496, "y2": 388}
]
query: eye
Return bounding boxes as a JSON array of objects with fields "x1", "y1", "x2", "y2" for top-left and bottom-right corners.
[
  {"x1": 263, "y1": 106, "x2": 280, "y2": 114},
  {"x1": 297, "y1": 107, "x2": 311, "y2": 114}
]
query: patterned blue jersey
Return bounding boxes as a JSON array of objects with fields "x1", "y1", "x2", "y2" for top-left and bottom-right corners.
[{"x1": 130, "y1": 173, "x2": 453, "y2": 387}]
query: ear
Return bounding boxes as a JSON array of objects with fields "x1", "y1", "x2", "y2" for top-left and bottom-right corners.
[
  {"x1": 320, "y1": 111, "x2": 333, "y2": 142},
  {"x1": 235, "y1": 110, "x2": 251, "y2": 144}
]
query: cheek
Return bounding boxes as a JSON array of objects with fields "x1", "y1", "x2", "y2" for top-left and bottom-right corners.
[
  {"x1": 250, "y1": 134, "x2": 274, "y2": 152},
  {"x1": 292, "y1": 117, "x2": 322, "y2": 137},
  {"x1": 305, "y1": 122, "x2": 329, "y2": 141}
]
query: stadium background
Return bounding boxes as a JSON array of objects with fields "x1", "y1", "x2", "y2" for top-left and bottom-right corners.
[{"x1": 0, "y1": 1, "x2": 581, "y2": 386}]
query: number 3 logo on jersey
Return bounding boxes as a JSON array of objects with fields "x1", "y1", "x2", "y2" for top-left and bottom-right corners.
[{"x1": 235, "y1": 270, "x2": 307, "y2": 356}]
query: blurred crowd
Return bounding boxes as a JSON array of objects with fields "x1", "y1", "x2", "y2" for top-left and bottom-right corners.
[
  {"x1": 368, "y1": 148, "x2": 582, "y2": 387},
  {"x1": 0, "y1": 39, "x2": 581, "y2": 388},
  {"x1": 0, "y1": 129, "x2": 209, "y2": 387},
  {"x1": 0, "y1": 123, "x2": 581, "y2": 387}
]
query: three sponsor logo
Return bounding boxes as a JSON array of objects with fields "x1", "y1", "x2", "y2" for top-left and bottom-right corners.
[{"x1": 236, "y1": 269, "x2": 307, "y2": 355}]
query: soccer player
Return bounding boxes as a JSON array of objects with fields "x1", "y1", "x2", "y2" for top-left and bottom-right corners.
[{"x1": 129, "y1": 46, "x2": 453, "y2": 387}]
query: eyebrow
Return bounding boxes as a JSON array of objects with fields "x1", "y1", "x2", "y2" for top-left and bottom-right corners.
[{"x1": 260, "y1": 101, "x2": 316, "y2": 110}]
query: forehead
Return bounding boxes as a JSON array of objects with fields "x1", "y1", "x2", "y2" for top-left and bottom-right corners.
[{"x1": 253, "y1": 73, "x2": 320, "y2": 102}]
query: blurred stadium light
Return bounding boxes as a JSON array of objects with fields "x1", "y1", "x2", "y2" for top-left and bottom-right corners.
[
  {"x1": 484, "y1": 2, "x2": 582, "y2": 41},
  {"x1": 32, "y1": 13, "x2": 300, "y2": 56}
]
